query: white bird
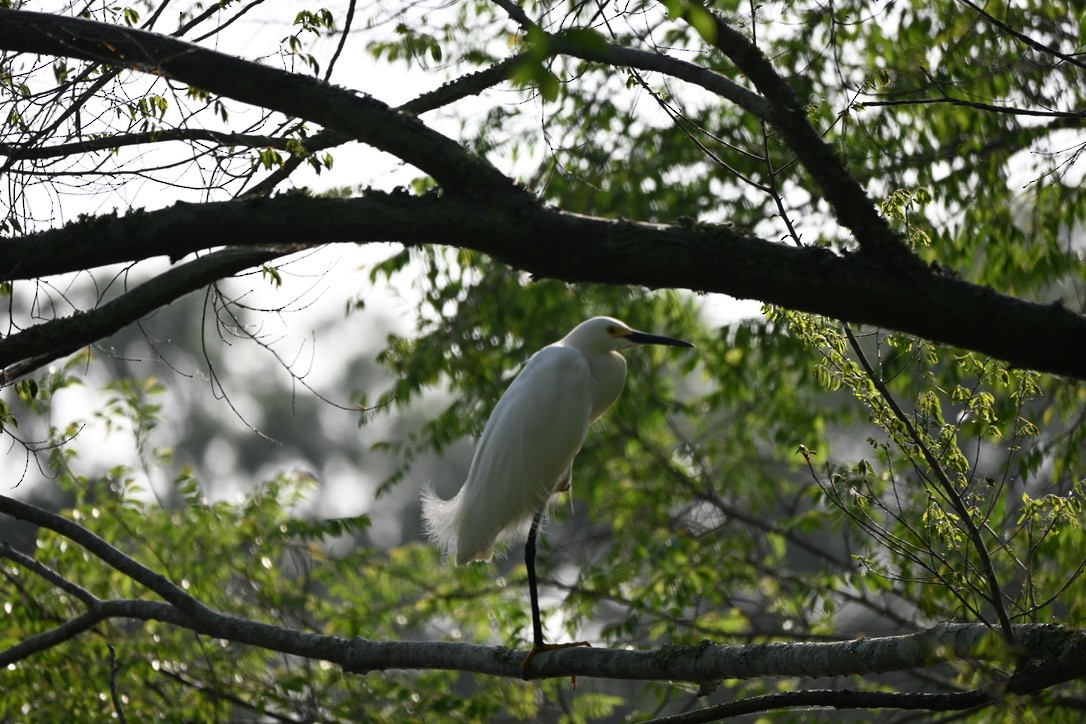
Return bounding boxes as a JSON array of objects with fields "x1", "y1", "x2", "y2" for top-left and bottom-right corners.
[{"x1": 421, "y1": 316, "x2": 693, "y2": 672}]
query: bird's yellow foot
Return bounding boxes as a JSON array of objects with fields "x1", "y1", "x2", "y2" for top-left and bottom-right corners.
[{"x1": 521, "y1": 640, "x2": 591, "y2": 679}]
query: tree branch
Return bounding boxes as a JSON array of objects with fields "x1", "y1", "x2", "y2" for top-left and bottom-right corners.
[
  {"x1": 0, "y1": 10, "x2": 524, "y2": 199},
  {"x1": 687, "y1": 5, "x2": 917, "y2": 261},
  {"x1": 0, "y1": 129, "x2": 300, "y2": 161},
  {"x1": 862, "y1": 96, "x2": 1086, "y2": 119},
  {"x1": 955, "y1": 0, "x2": 1086, "y2": 71},
  {"x1": 0, "y1": 606, "x2": 112, "y2": 665},
  {"x1": 108, "y1": 644, "x2": 128, "y2": 724},
  {"x1": 0, "y1": 588, "x2": 1078, "y2": 686},
  {"x1": 648, "y1": 687, "x2": 989, "y2": 722},
  {"x1": 2, "y1": 193, "x2": 1084, "y2": 382},
  {"x1": 0, "y1": 246, "x2": 289, "y2": 384},
  {"x1": 842, "y1": 324, "x2": 1015, "y2": 643},
  {"x1": 4, "y1": 494, "x2": 1084, "y2": 687},
  {"x1": 493, "y1": 1, "x2": 773, "y2": 123},
  {"x1": 0, "y1": 492, "x2": 218, "y2": 623},
  {"x1": 0, "y1": 539, "x2": 99, "y2": 605},
  {"x1": 552, "y1": 32, "x2": 772, "y2": 119},
  {"x1": 401, "y1": 57, "x2": 523, "y2": 115}
]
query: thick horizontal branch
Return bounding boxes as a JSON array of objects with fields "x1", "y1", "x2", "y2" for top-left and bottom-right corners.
[
  {"x1": 0, "y1": 10, "x2": 522, "y2": 199},
  {"x1": 3, "y1": 494, "x2": 1084, "y2": 689},
  {"x1": 0, "y1": 588, "x2": 1080, "y2": 689},
  {"x1": 2, "y1": 193, "x2": 1084, "y2": 381}
]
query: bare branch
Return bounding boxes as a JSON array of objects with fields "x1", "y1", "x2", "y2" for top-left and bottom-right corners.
[
  {"x1": 107, "y1": 644, "x2": 128, "y2": 724},
  {"x1": 400, "y1": 57, "x2": 522, "y2": 116},
  {"x1": 862, "y1": 96, "x2": 1086, "y2": 119},
  {"x1": 2, "y1": 495, "x2": 1084, "y2": 689},
  {"x1": 0, "y1": 606, "x2": 109, "y2": 665},
  {"x1": 0, "y1": 247, "x2": 290, "y2": 384},
  {"x1": 0, "y1": 129, "x2": 301, "y2": 161}
]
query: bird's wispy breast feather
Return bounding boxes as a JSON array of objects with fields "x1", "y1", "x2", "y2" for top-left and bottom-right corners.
[{"x1": 431, "y1": 345, "x2": 594, "y2": 564}]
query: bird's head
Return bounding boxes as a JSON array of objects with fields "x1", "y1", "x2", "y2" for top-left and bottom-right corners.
[{"x1": 563, "y1": 316, "x2": 694, "y2": 353}]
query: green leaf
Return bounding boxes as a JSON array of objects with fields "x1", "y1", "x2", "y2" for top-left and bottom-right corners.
[{"x1": 687, "y1": 5, "x2": 717, "y2": 44}]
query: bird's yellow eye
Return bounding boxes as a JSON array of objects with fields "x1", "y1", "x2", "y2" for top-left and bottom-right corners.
[{"x1": 606, "y1": 326, "x2": 621, "y2": 337}]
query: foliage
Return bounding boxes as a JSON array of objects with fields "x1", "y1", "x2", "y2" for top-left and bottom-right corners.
[{"x1": 2, "y1": 0, "x2": 1086, "y2": 720}]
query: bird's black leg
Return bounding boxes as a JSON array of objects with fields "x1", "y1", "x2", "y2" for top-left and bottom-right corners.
[
  {"x1": 525, "y1": 508, "x2": 546, "y2": 648},
  {"x1": 520, "y1": 508, "x2": 590, "y2": 679}
]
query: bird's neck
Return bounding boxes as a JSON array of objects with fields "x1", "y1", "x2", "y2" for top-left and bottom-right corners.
[{"x1": 587, "y1": 351, "x2": 627, "y2": 423}]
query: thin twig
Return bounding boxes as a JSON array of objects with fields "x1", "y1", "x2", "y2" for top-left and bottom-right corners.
[
  {"x1": 955, "y1": 0, "x2": 1086, "y2": 70},
  {"x1": 862, "y1": 96, "x2": 1086, "y2": 119},
  {"x1": 108, "y1": 644, "x2": 128, "y2": 724}
]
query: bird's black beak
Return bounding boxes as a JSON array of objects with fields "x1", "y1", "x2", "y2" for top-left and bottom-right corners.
[{"x1": 626, "y1": 330, "x2": 694, "y2": 348}]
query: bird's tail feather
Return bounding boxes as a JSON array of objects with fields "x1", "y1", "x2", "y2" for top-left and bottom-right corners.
[
  {"x1": 422, "y1": 482, "x2": 553, "y2": 566},
  {"x1": 420, "y1": 484, "x2": 461, "y2": 561}
]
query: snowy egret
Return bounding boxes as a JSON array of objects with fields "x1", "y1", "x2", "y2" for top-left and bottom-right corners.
[{"x1": 421, "y1": 316, "x2": 693, "y2": 673}]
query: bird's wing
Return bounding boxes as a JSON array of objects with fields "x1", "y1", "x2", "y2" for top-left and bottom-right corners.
[{"x1": 452, "y1": 345, "x2": 592, "y2": 564}]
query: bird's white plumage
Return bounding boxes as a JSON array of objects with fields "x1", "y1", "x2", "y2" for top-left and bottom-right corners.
[
  {"x1": 423, "y1": 345, "x2": 593, "y2": 563},
  {"x1": 423, "y1": 318, "x2": 627, "y2": 563},
  {"x1": 422, "y1": 316, "x2": 690, "y2": 566}
]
